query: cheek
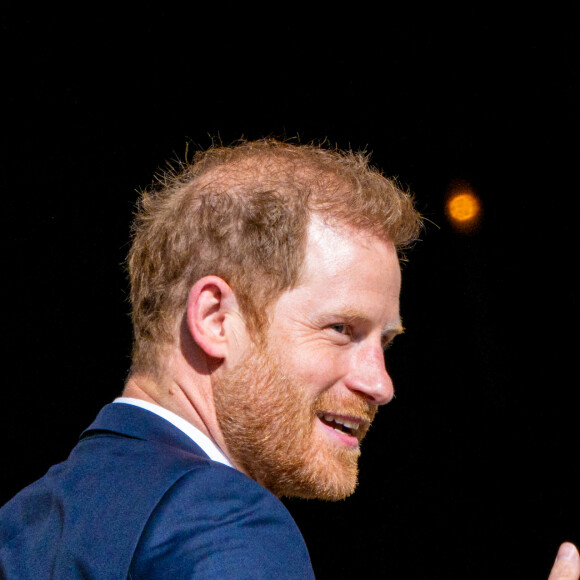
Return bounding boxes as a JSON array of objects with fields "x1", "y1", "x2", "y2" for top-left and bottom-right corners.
[{"x1": 289, "y1": 348, "x2": 350, "y2": 393}]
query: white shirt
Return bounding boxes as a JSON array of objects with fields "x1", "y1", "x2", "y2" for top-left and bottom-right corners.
[{"x1": 113, "y1": 397, "x2": 234, "y2": 469}]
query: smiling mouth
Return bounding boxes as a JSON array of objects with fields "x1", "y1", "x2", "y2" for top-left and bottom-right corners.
[{"x1": 317, "y1": 413, "x2": 364, "y2": 438}]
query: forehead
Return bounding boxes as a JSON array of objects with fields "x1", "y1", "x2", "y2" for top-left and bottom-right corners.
[
  {"x1": 302, "y1": 217, "x2": 400, "y2": 285},
  {"x1": 273, "y1": 218, "x2": 402, "y2": 322}
]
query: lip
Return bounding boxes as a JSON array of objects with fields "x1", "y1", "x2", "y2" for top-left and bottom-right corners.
[{"x1": 315, "y1": 413, "x2": 363, "y2": 448}]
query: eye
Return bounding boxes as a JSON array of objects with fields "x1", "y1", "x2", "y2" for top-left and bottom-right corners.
[
  {"x1": 329, "y1": 324, "x2": 352, "y2": 337},
  {"x1": 330, "y1": 323, "x2": 346, "y2": 333},
  {"x1": 381, "y1": 334, "x2": 397, "y2": 351}
]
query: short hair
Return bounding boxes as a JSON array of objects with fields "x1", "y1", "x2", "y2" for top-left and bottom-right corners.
[{"x1": 128, "y1": 139, "x2": 422, "y2": 375}]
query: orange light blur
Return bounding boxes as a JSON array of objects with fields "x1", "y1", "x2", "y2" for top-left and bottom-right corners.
[
  {"x1": 445, "y1": 184, "x2": 482, "y2": 232},
  {"x1": 448, "y1": 193, "x2": 480, "y2": 222}
]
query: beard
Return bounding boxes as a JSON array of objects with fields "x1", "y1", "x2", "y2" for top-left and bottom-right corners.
[{"x1": 213, "y1": 340, "x2": 377, "y2": 500}]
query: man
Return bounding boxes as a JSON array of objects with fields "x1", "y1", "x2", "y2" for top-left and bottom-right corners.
[{"x1": 0, "y1": 140, "x2": 578, "y2": 579}]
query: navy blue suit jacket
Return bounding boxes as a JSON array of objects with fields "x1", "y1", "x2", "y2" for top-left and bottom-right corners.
[{"x1": 0, "y1": 403, "x2": 315, "y2": 579}]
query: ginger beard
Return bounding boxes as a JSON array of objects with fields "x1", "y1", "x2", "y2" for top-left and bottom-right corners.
[{"x1": 213, "y1": 340, "x2": 378, "y2": 500}]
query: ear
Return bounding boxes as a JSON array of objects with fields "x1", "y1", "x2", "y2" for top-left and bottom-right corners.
[{"x1": 186, "y1": 276, "x2": 244, "y2": 360}]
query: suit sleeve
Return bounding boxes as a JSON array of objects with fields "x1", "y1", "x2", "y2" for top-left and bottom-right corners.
[{"x1": 128, "y1": 463, "x2": 315, "y2": 579}]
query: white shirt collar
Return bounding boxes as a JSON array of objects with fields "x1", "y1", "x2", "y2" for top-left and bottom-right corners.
[{"x1": 113, "y1": 397, "x2": 234, "y2": 469}]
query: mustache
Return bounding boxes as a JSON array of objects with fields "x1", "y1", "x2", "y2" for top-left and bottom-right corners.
[{"x1": 313, "y1": 391, "x2": 378, "y2": 424}]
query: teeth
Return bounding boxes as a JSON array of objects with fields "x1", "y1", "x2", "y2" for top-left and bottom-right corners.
[{"x1": 322, "y1": 414, "x2": 360, "y2": 432}]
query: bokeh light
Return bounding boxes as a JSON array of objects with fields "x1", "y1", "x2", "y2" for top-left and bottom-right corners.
[{"x1": 445, "y1": 182, "x2": 482, "y2": 232}]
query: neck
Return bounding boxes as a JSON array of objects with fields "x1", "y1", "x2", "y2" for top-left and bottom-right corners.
[{"x1": 122, "y1": 359, "x2": 243, "y2": 474}]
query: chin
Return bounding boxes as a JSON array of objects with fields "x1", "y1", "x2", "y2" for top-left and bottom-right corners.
[
  {"x1": 280, "y1": 470, "x2": 359, "y2": 501},
  {"x1": 260, "y1": 438, "x2": 362, "y2": 501}
]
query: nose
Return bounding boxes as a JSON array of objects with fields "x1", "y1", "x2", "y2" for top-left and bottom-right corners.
[{"x1": 345, "y1": 344, "x2": 394, "y2": 405}]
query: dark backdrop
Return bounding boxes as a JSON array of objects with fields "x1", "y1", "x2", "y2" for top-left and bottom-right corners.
[{"x1": 2, "y1": 6, "x2": 578, "y2": 579}]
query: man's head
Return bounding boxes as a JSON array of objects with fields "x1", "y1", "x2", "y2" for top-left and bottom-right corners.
[
  {"x1": 127, "y1": 139, "x2": 422, "y2": 499},
  {"x1": 128, "y1": 139, "x2": 420, "y2": 375}
]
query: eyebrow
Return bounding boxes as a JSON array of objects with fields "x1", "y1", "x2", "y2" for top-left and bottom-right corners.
[
  {"x1": 380, "y1": 319, "x2": 404, "y2": 345},
  {"x1": 382, "y1": 320, "x2": 405, "y2": 337}
]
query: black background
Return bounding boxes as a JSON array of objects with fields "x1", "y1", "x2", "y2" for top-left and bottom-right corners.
[{"x1": 1, "y1": 6, "x2": 578, "y2": 579}]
